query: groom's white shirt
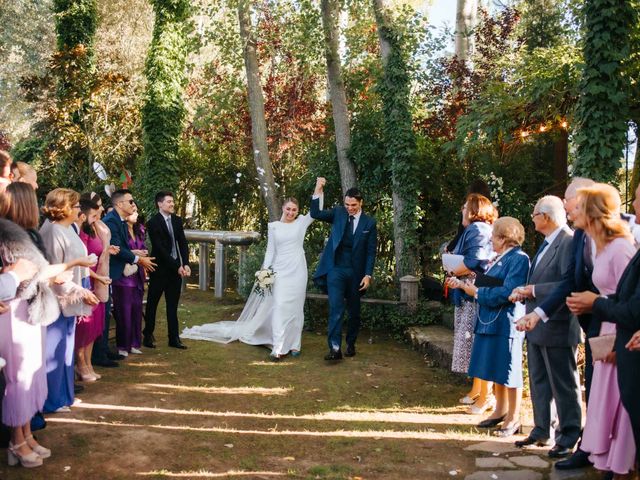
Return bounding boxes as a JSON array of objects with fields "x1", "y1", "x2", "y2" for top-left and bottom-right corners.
[{"x1": 313, "y1": 193, "x2": 361, "y2": 233}]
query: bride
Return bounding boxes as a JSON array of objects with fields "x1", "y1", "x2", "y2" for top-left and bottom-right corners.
[{"x1": 182, "y1": 191, "x2": 320, "y2": 360}]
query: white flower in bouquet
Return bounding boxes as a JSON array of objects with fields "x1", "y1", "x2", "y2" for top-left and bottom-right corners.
[{"x1": 254, "y1": 267, "x2": 275, "y2": 297}]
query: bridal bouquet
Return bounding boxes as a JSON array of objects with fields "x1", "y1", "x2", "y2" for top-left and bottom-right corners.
[{"x1": 254, "y1": 267, "x2": 275, "y2": 297}]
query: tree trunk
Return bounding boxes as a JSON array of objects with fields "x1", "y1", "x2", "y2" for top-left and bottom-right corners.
[
  {"x1": 320, "y1": 0, "x2": 357, "y2": 194},
  {"x1": 454, "y1": 0, "x2": 478, "y2": 62},
  {"x1": 629, "y1": 123, "x2": 640, "y2": 214},
  {"x1": 140, "y1": 0, "x2": 191, "y2": 214},
  {"x1": 237, "y1": 0, "x2": 281, "y2": 221},
  {"x1": 372, "y1": 0, "x2": 419, "y2": 278}
]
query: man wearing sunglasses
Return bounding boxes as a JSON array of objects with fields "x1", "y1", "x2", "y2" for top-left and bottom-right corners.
[{"x1": 99, "y1": 190, "x2": 156, "y2": 363}]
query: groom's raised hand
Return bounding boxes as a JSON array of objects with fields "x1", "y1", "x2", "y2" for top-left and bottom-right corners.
[
  {"x1": 314, "y1": 177, "x2": 326, "y2": 195},
  {"x1": 359, "y1": 275, "x2": 371, "y2": 291}
]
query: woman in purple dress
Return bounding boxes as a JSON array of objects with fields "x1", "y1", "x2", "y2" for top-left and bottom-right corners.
[
  {"x1": 569, "y1": 184, "x2": 637, "y2": 477},
  {"x1": 112, "y1": 211, "x2": 146, "y2": 356},
  {"x1": 76, "y1": 197, "x2": 111, "y2": 381}
]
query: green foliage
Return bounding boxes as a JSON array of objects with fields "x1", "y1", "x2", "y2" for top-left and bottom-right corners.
[
  {"x1": 573, "y1": 0, "x2": 636, "y2": 183},
  {"x1": 139, "y1": 0, "x2": 193, "y2": 214},
  {"x1": 18, "y1": 47, "x2": 143, "y2": 193},
  {"x1": 54, "y1": 0, "x2": 98, "y2": 53},
  {"x1": 373, "y1": 4, "x2": 422, "y2": 277}
]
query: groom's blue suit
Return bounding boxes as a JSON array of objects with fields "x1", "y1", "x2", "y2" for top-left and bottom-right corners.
[{"x1": 311, "y1": 197, "x2": 377, "y2": 352}]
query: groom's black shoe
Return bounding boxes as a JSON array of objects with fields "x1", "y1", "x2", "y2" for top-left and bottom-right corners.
[
  {"x1": 143, "y1": 335, "x2": 156, "y2": 349},
  {"x1": 324, "y1": 350, "x2": 343, "y2": 361},
  {"x1": 169, "y1": 338, "x2": 188, "y2": 350},
  {"x1": 345, "y1": 345, "x2": 356, "y2": 357}
]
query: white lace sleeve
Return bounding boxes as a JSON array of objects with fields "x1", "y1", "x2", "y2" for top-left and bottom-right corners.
[{"x1": 262, "y1": 222, "x2": 276, "y2": 269}]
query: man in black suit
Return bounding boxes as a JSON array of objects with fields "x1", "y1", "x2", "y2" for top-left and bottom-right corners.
[
  {"x1": 144, "y1": 191, "x2": 190, "y2": 349},
  {"x1": 512, "y1": 196, "x2": 582, "y2": 458},
  {"x1": 567, "y1": 182, "x2": 640, "y2": 469}
]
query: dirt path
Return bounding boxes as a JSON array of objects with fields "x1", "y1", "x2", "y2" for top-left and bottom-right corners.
[{"x1": 1, "y1": 289, "x2": 598, "y2": 480}]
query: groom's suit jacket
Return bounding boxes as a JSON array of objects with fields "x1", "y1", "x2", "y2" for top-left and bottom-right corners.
[{"x1": 310, "y1": 197, "x2": 377, "y2": 292}]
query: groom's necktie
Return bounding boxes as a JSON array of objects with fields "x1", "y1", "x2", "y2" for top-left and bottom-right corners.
[
  {"x1": 166, "y1": 216, "x2": 177, "y2": 259},
  {"x1": 348, "y1": 215, "x2": 354, "y2": 234}
]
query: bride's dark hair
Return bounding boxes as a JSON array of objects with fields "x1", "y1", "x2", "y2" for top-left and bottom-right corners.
[{"x1": 282, "y1": 197, "x2": 299, "y2": 207}]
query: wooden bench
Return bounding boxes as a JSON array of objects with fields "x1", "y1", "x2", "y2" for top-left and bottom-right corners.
[{"x1": 304, "y1": 292, "x2": 407, "y2": 342}]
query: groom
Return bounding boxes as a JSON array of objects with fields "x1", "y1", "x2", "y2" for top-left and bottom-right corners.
[{"x1": 311, "y1": 177, "x2": 377, "y2": 361}]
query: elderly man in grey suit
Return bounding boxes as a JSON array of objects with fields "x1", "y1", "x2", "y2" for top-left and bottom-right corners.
[{"x1": 510, "y1": 196, "x2": 582, "y2": 457}]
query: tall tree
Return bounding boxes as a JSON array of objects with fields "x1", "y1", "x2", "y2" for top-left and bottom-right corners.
[
  {"x1": 372, "y1": 0, "x2": 419, "y2": 277},
  {"x1": 237, "y1": 0, "x2": 281, "y2": 221},
  {"x1": 573, "y1": 0, "x2": 636, "y2": 183},
  {"x1": 454, "y1": 0, "x2": 478, "y2": 62},
  {"x1": 140, "y1": 0, "x2": 191, "y2": 213},
  {"x1": 320, "y1": 0, "x2": 357, "y2": 194},
  {"x1": 50, "y1": 0, "x2": 98, "y2": 189}
]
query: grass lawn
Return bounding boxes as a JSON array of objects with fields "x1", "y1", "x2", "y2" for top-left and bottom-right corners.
[{"x1": 1, "y1": 287, "x2": 599, "y2": 479}]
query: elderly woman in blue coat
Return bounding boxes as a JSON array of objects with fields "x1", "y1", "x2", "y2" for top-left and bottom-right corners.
[
  {"x1": 446, "y1": 194, "x2": 496, "y2": 411},
  {"x1": 448, "y1": 216, "x2": 529, "y2": 438}
]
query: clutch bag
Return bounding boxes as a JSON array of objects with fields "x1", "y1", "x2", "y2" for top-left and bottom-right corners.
[
  {"x1": 474, "y1": 273, "x2": 504, "y2": 288},
  {"x1": 589, "y1": 334, "x2": 616, "y2": 361},
  {"x1": 123, "y1": 263, "x2": 138, "y2": 277}
]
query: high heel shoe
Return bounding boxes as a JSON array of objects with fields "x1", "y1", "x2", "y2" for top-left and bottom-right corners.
[
  {"x1": 467, "y1": 396, "x2": 496, "y2": 415},
  {"x1": 459, "y1": 393, "x2": 479, "y2": 405},
  {"x1": 494, "y1": 422, "x2": 522, "y2": 438},
  {"x1": 477, "y1": 414, "x2": 506, "y2": 428},
  {"x1": 75, "y1": 366, "x2": 97, "y2": 382},
  {"x1": 8, "y1": 441, "x2": 43, "y2": 468},
  {"x1": 290, "y1": 350, "x2": 301, "y2": 357},
  {"x1": 25, "y1": 434, "x2": 51, "y2": 459},
  {"x1": 88, "y1": 367, "x2": 101, "y2": 379}
]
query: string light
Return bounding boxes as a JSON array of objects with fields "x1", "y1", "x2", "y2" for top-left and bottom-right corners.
[{"x1": 517, "y1": 120, "x2": 569, "y2": 140}]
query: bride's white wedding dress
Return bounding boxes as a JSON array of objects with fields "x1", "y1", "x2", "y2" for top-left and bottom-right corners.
[{"x1": 182, "y1": 210, "x2": 315, "y2": 356}]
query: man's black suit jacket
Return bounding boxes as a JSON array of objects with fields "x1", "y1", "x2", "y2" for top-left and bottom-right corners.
[{"x1": 146, "y1": 213, "x2": 189, "y2": 275}]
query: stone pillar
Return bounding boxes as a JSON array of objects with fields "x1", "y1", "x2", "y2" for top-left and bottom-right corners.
[
  {"x1": 214, "y1": 240, "x2": 226, "y2": 298},
  {"x1": 198, "y1": 242, "x2": 210, "y2": 291},
  {"x1": 238, "y1": 245, "x2": 248, "y2": 295},
  {"x1": 400, "y1": 275, "x2": 419, "y2": 312}
]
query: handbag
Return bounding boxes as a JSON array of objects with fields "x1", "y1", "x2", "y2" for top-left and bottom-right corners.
[
  {"x1": 123, "y1": 263, "x2": 138, "y2": 277},
  {"x1": 589, "y1": 334, "x2": 616, "y2": 362}
]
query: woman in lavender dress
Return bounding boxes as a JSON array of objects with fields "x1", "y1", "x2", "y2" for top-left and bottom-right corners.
[
  {"x1": 0, "y1": 184, "x2": 94, "y2": 467},
  {"x1": 570, "y1": 184, "x2": 637, "y2": 477},
  {"x1": 112, "y1": 211, "x2": 147, "y2": 356}
]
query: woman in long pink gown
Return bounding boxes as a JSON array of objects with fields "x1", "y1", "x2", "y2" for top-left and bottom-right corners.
[
  {"x1": 572, "y1": 184, "x2": 637, "y2": 477},
  {"x1": 76, "y1": 194, "x2": 111, "y2": 381}
]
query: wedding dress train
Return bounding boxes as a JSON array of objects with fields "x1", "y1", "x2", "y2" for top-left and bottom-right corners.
[{"x1": 182, "y1": 210, "x2": 315, "y2": 356}]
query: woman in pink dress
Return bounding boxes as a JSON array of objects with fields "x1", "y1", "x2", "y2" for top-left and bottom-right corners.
[
  {"x1": 76, "y1": 195, "x2": 111, "y2": 381},
  {"x1": 570, "y1": 183, "x2": 637, "y2": 478}
]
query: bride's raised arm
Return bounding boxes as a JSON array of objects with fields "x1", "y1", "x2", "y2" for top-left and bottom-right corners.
[{"x1": 300, "y1": 194, "x2": 323, "y2": 229}]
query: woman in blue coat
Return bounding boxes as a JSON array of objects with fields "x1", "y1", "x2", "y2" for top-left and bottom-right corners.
[
  {"x1": 446, "y1": 194, "x2": 496, "y2": 411},
  {"x1": 448, "y1": 216, "x2": 529, "y2": 437}
]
